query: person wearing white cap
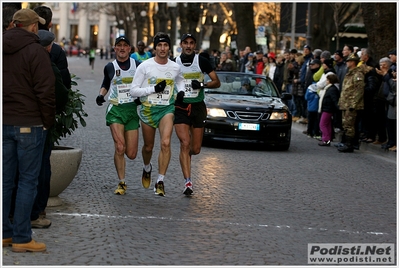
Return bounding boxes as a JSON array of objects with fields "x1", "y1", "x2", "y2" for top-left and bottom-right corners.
[
  {"x1": 96, "y1": 36, "x2": 141, "y2": 196},
  {"x1": 3, "y1": 8, "x2": 55, "y2": 252}
]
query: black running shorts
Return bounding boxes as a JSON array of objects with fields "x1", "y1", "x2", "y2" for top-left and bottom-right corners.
[{"x1": 174, "y1": 101, "x2": 207, "y2": 128}]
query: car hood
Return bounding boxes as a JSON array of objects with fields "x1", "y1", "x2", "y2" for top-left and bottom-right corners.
[{"x1": 205, "y1": 94, "x2": 287, "y2": 110}]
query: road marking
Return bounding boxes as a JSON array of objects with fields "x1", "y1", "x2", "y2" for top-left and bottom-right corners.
[{"x1": 50, "y1": 212, "x2": 389, "y2": 236}]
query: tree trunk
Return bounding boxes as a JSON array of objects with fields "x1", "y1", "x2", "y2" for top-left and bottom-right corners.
[
  {"x1": 153, "y1": 3, "x2": 169, "y2": 34},
  {"x1": 310, "y1": 4, "x2": 335, "y2": 51},
  {"x1": 361, "y1": 3, "x2": 396, "y2": 60},
  {"x1": 233, "y1": 3, "x2": 256, "y2": 51},
  {"x1": 178, "y1": 3, "x2": 188, "y2": 36}
]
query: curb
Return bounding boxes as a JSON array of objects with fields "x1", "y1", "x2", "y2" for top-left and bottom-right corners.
[{"x1": 291, "y1": 121, "x2": 397, "y2": 160}]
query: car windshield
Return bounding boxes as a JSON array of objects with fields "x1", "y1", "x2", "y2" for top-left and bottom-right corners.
[{"x1": 204, "y1": 73, "x2": 280, "y2": 97}]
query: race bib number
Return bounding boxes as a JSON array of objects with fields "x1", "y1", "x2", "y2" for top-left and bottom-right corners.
[
  {"x1": 147, "y1": 79, "x2": 173, "y2": 105},
  {"x1": 117, "y1": 84, "x2": 133, "y2": 104},
  {"x1": 183, "y1": 72, "x2": 202, "y2": 98}
]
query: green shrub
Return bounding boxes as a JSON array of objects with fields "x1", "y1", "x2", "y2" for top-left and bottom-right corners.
[{"x1": 49, "y1": 74, "x2": 88, "y2": 145}]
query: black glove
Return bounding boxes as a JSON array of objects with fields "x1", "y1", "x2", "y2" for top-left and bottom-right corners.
[
  {"x1": 134, "y1": 98, "x2": 142, "y2": 105},
  {"x1": 176, "y1": 91, "x2": 185, "y2": 104},
  {"x1": 191, "y1": 80, "x2": 203, "y2": 90},
  {"x1": 154, "y1": 80, "x2": 167, "y2": 93},
  {"x1": 96, "y1": 95, "x2": 105, "y2": 106}
]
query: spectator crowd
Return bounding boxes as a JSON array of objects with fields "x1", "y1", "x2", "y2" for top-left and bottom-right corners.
[{"x1": 204, "y1": 44, "x2": 397, "y2": 153}]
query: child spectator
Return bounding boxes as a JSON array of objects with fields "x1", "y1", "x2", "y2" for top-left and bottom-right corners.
[{"x1": 304, "y1": 83, "x2": 320, "y2": 138}]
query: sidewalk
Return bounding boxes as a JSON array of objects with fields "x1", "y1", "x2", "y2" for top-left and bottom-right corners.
[{"x1": 291, "y1": 120, "x2": 397, "y2": 160}]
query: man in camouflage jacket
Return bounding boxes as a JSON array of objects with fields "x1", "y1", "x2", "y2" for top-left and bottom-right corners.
[{"x1": 337, "y1": 53, "x2": 365, "y2": 152}]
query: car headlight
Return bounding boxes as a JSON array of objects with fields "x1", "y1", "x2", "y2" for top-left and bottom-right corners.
[
  {"x1": 269, "y1": 111, "x2": 288, "y2": 120},
  {"x1": 207, "y1": 108, "x2": 227, "y2": 117}
]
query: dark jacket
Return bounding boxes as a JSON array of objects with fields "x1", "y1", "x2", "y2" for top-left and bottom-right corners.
[
  {"x1": 51, "y1": 62, "x2": 69, "y2": 114},
  {"x1": 51, "y1": 43, "x2": 71, "y2": 89},
  {"x1": 321, "y1": 84, "x2": 340, "y2": 113},
  {"x1": 273, "y1": 61, "x2": 285, "y2": 93},
  {"x1": 300, "y1": 53, "x2": 313, "y2": 85},
  {"x1": 217, "y1": 59, "x2": 234, "y2": 71},
  {"x1": 334, "y1": 61, "x2": 347, "y2": 91},
  {"x1": 3, "y1": 27, "x2": 56, "y2": 129}
]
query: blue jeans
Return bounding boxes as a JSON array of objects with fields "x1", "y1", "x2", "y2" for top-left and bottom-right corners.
[
  {"x1": 285, "y1": 84, "x2": 297, "y2": 116},
  {"x1": 31, "y1": 135, "x2": 52, "y2": 220},
  {"x1": 2, "y1": 125, "x2": 46, "y2": 243}
]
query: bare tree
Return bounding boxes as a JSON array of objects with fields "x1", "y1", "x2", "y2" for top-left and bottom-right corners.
[
  {"x1": 87, "y1": 3, "x2": 149, "y2": 47},
  {"x1": 361, "y1": 3, "x2": 396, "y2": 60},
  {"x1": 329, "y1": 3, "x2": 362, "y2": 50},
  {"x1": 310, "y1": 3, "x2": 361, "y2": 50},
  {"x1": 153, "y1": 3, "x2": 168, "y2": 34}
]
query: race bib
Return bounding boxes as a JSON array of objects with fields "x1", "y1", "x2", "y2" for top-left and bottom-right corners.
[
  {"x1": 117, "y1": 84, "x2": 133, "y2": 104},
  {"x1": 183, "y1": 73, "x2": 202, "y2": 98},
  {"x1": 147, "y1": 79, "x2": 173, "y2": 105}
]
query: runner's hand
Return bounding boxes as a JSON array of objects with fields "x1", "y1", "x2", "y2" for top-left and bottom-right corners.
[
  {"x1": 134, "y1": 98, "x2": 142, "y2": 105},
  {"x1": 176, "y1": 91, "x2": 185, "y2": 104},
  {"x1": 191, "y1": 80, "x2": 203, "y2": 89},
  {"x1": 154, "y1": 80, "x2": 166, "y2": 93},
  {"x1": 96, "y1": 95, "x2": 105, "y2": 106}
]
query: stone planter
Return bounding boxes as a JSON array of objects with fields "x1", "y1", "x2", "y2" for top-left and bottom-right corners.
[{"x1": 47, "y1": 146, "x2": 83, "y2": 207}]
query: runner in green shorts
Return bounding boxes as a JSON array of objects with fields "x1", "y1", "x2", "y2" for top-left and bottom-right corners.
[
  {"x1": 129, "y1": 32, "x2": 185, "y2": 196},
  {"x1": 138, "y1": 104, "x2": 175, "y2": 129},
  {"x1": 106, "y1": 102, "x2": 140, "y2": 130},
  {"x1": 96, "y1": 36, "x2": 141, "y2": 195}
]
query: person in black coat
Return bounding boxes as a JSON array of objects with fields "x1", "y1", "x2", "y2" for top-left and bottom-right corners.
[
  {"x1": 34, "y1": 6, "x2": 71, "y2": 90},
  {"x1": 273, "y1": 53, "x2": 285, "y2": 94},
  {"x1": 318, "y1": 73, "x2": 340, "y2": 146}
]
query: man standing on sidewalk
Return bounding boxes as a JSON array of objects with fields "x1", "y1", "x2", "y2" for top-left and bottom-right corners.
[
  {"x1": 3, "y1": 8, "x2": 55, "y2": 252},
  {"x1": 96, "y1": 36, "x2": 141, "y2": 195},
  {"x1": 27, "y1": 30, "x2": 69, "y2": 230},
  {"x1": 25, "y1": 5, "x2": 72, "y2": 228},
  {"x1": 338, "y1": 52, "x2": 365, "y2": 153},
  {"x1": 173, "y1": 33, "x2": 220, "y2": 195},
  {"x1": 129, "y1": 32, "x2": 185, "y2": 196}
]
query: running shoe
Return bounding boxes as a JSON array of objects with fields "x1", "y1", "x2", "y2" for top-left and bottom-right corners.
[
  {"x1": 114, "y1": 181, "x2": 127, "y2": 195},
  {"x1": 154, "y1": 181, "x2": 165, "y2": 196},
  {"x1": 141, "y1": 164, "x2": 152, "y2": 189},
  {"x1": 183, "y1": 181, "x2": 193, "y2": 196}
]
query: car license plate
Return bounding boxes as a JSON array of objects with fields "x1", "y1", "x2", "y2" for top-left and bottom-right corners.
[{"x1": 238, "y1": 123, "x2": 260, "y2": 131}]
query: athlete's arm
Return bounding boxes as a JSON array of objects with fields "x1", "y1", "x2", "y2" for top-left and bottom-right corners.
[
  {"x1": 175, "y1": 69, "x2": 185, "y2": 93},
  {"x1": 199, "y1": 56, "x2": 221, "y2": 88},
  {"x1": 129, "y1": 63, "x2": 157, "y2": 97},
  {"x1": 99, "y1": 63, "x2": 115, "y2": 96}
]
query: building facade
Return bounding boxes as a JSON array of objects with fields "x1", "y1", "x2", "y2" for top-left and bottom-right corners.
[{"x1": 46, "y1": 2, "x2": 116, "y2": 51}]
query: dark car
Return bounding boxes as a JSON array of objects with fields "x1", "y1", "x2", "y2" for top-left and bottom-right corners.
[{"x1": 202, "y1": 72, "x2": 292, "y2": 150}]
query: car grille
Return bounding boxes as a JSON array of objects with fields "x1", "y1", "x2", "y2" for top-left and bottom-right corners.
[{"x1": 226, "y1": 111, "x2": 270, "y2": 121}]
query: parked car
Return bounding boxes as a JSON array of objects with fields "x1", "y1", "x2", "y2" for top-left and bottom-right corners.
[{"x1": 202, "y1": 72, "x2": 292, "y2": 150}]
